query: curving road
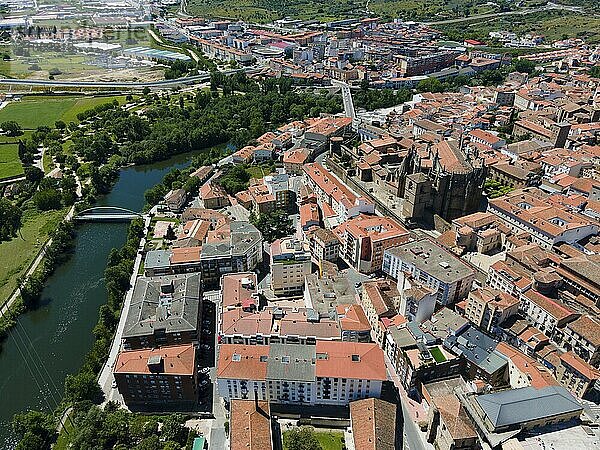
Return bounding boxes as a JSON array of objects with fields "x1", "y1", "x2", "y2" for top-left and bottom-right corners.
[{"x1": 0, "y1": 73, "x2": 212, "y2": 89}]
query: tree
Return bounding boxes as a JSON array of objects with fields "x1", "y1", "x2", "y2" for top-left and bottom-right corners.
[
  {"x1": 511, "y1": 58, "x2": 536, "y2": 75},
  {"x1": 19, "y1": 273, "x2": 44, "y2": 309},
  {"x1": 250, "y1": 209, "x2": 294, "y2": 243},
  {"x1": 24, "y1": 166, "x2": 44, "y2": 183},
  {"x1": 1, "y1": 120, "x2": 23, "y2": 137},
  {"x1": 219, "y1": 165, "x2": 251, "y2": 195},
  {"x1": 165, "y1": 224, "x2": 176, "y2": 240},
  {"x1": 160, "y1": 414, "x2": 187, "y2": 445},
  {"x1": 33, "y1": 189, "x2": 62, "y2": 211},
  {"x1": 64, "y1": 370, "x2": 104, "y2": 404},
  {"x1": 55, "y1": 120, "x2": 66, "y2": 130},
  {"x1": 0, "y1": 198, "x2": 22, "y2": 241},
  {"x1": 284, "y1": 427, "x2": 323, "y2": 450},
  {"x1": 590, "y1": 65, "x2": 600, "y2": 79},
  {"x1": 416, "y1": 77, "x2": 443, "y2": 93},
  {"x1": 12, "y1": 410, "x2": 56, "y2": 444},
  {"x1": 14, "y1": 432, "x2": 45, "y2": 450},
  {"x1": 134, "y1": 435, "x2": 161, "y2": 450}
]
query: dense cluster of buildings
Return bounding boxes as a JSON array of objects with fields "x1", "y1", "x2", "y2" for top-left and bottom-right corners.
[{"x1": 56, "y1": 8, "x2": 600, "y2": 449}]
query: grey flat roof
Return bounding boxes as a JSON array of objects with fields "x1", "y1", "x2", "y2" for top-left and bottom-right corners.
[
  {"x1": 421, "y1": 307, "x2": 469, "y2": 340},
  {"x1": 444, "y1": 325, "x2": 506, "y2": 375},
  {"x1": 266, "y1": 343, "x2": 316, "y2": 382},
  {"x1": 385, "y1": 238, "x2": 474, "y2": 283},
  {"x1": 388, "y1": 325, "x2": 418, "y2": 349},
  {"x1": 123, "y1": 274, "x2": 201, "y2": 339},
  {"x1": 305, "y1": 273, "x2": 356, "y2": 316},
  {"x1": 475, "y1": 386, "x2": 582, "y2": 429},
  {"x1": 230, "y1": 221, "x2": 262, "y2": 257},
  {"x1": 144, "y1": 250, "x2": 172, "y2": 269},
  {"x1": 200, "y1": 221, "x2": 262, "y2": 259}
]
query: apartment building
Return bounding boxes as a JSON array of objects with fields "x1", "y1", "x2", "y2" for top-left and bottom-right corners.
[
  {"x1": 383, "y1": 238, "x2": 475, "y2": 306},
  {"x1": 122, "y1": 274, "x2": 201, "y2": 350},
  {"x1": 303, "y1": 162, "x2": 374, "y2": 225},
  {"x1": 216, "y1": 341, "x2": 386, "y2": 406},
  {"x1": 114, "y1": 344, "x2": 198, "y2": 409},
  {"x1": 199, "y1": 221, "x2": 263, "y2": 285},
  {"x1": 423, "y1": 378, "x2": 480, "y2": 450},
  {"x1": 306, "y1": 227, "x2": 340, "y2": 265},
  {"x1": 263, "y1": 173, "x2": 292, "y2": 210},
  {"x1": 464, "y1": 288, "x2": 519, "y2": 336},
  {"x1": 560, "y1": 315, "x2": 600, "y2": 366},
  {"x1": 361, "y1": 279, "x2": 401, "y2": 347},
  {"x1": 199, "y1": 182, "x2": 230, "y2": 209},
  {"x1": 270, "y1": 237, "x2": 312, "y2": 296},
  {"x1": 230, "y1": 400, "x2": 274, "y2": 450},
  {"x1": 283, "y1": 148, "x2": 309, "y2": 175},
  {"x1": 487, "y1": 188, "x2": 599, "y2": 250},
  {"x1": 334, "y1": 214, "x2": 409, "y2": 274},
  {"x1": 444, "y1": 326, "x2": 507, "y2": 386},
  {"x1": 556, "y1": 351, "x2": 600, "y2": 399},
  {"x1": 519, "y1": 289, "x2": 579, "y2": 340},
  {"x1": 397, "y1": 273, "x2": 437, "y2": 324},
  {"x1": 487, "y1": 260, "x2": 532, "y2": 298},
  {"x1": 350, "y1": 398, "x2": 398, "y2": 450}
]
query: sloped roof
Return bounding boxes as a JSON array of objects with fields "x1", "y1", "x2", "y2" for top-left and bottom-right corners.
[{"x1": 475, "y1": 385, "x2": 582, "y2": 429}]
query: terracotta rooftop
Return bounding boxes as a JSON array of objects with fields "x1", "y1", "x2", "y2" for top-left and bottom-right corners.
[
  {"x1": 566, "y1": 315, "x2": 600, "y2": 347},
  {"x1": 222, "y1": 272, "x2": 258, "y2": 310},
  {"x1": 496, "y1": 342, "x2": 559, "y2": 389},
  {"x1": 230, "y1": 399, "x2": 273, "y2": 450},
  {"x1": 350, "y1": 398, "x2": 397, "y2": 450},
  {"x1": 315, "y1": 341, "x2": 386, "y2": 381},
  {"x1": 114, "y1": 344, "x2": 195, "y2": 376},
  {"x1": 522, "y1": 289, "x2": 577, "y2": 321},
  {"x1": 560, "y1": 351, "x2": 600, "y2": 381},
  {"x1": 217, "y1": 344, "x2": 269, "y2": 381}
]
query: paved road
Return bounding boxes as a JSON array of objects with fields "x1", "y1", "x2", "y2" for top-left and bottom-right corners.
[
  {"x1": 0, "y1": 74, "x2": 211, "y2": 89},
  {"x1": 383, "y1": 353, "x2": 432, "y2": 450},
  {"x1": 98, "y1": 214, "x2": 151, "y2": 404},
  {"x1": 207, "y1": 290, "x2": 229, "y2": 449}
]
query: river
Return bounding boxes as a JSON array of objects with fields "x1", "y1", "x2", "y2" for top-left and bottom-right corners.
[{"x1": 0, "y1": 150, "x2": 203, "y2": 449}]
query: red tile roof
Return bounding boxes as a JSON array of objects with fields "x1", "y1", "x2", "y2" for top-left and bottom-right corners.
[
  {"x1": 217, "y1": 344, "x2": 269, "y2": 380},
  {"x1": 114, "y1": 344, "x2": 195, "y2": 375},
  {"x1": 315, "y1": 341, "x2": 386, "y2": 381}
]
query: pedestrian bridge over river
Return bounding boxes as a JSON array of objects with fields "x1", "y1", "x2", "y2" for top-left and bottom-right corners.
[{"x1": 73, "y1": 206, "x2": 143, "y2": 222}]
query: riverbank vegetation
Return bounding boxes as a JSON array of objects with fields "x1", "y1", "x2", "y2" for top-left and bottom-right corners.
[{"x1": 12, "y1": 218, "x2": 200, "y2": 450}]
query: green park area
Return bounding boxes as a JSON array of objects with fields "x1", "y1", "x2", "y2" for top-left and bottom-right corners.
[
  {"x1": 0, "y1": 95, "x2": 131, "y2": 129},
  {"x1": 0, "y1": 143, "x2": 23, "y2": 180},
  {"x1": 0, "y1": 207, "x2": 67, "y2": 303}
]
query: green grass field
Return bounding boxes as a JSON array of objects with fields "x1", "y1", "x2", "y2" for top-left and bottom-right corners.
[
  {"x1": 0, "y1": 52, "x2": 97, "y2": 79},
  {"x1": 0, "y1": 95, "x2": 130, "y2": 129},
  {"x1": 0, "y1": 144, "x2": 23, "y2": 180},
  {"x1": 283, "y1": 429, "x2": 345, "y2": 450},
  {"x1": 430, "y1": 346, "x2": 447, "y2": 363},
  {"x1": 0, "y1": 207, "x2": 67, "y2": 303}
]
